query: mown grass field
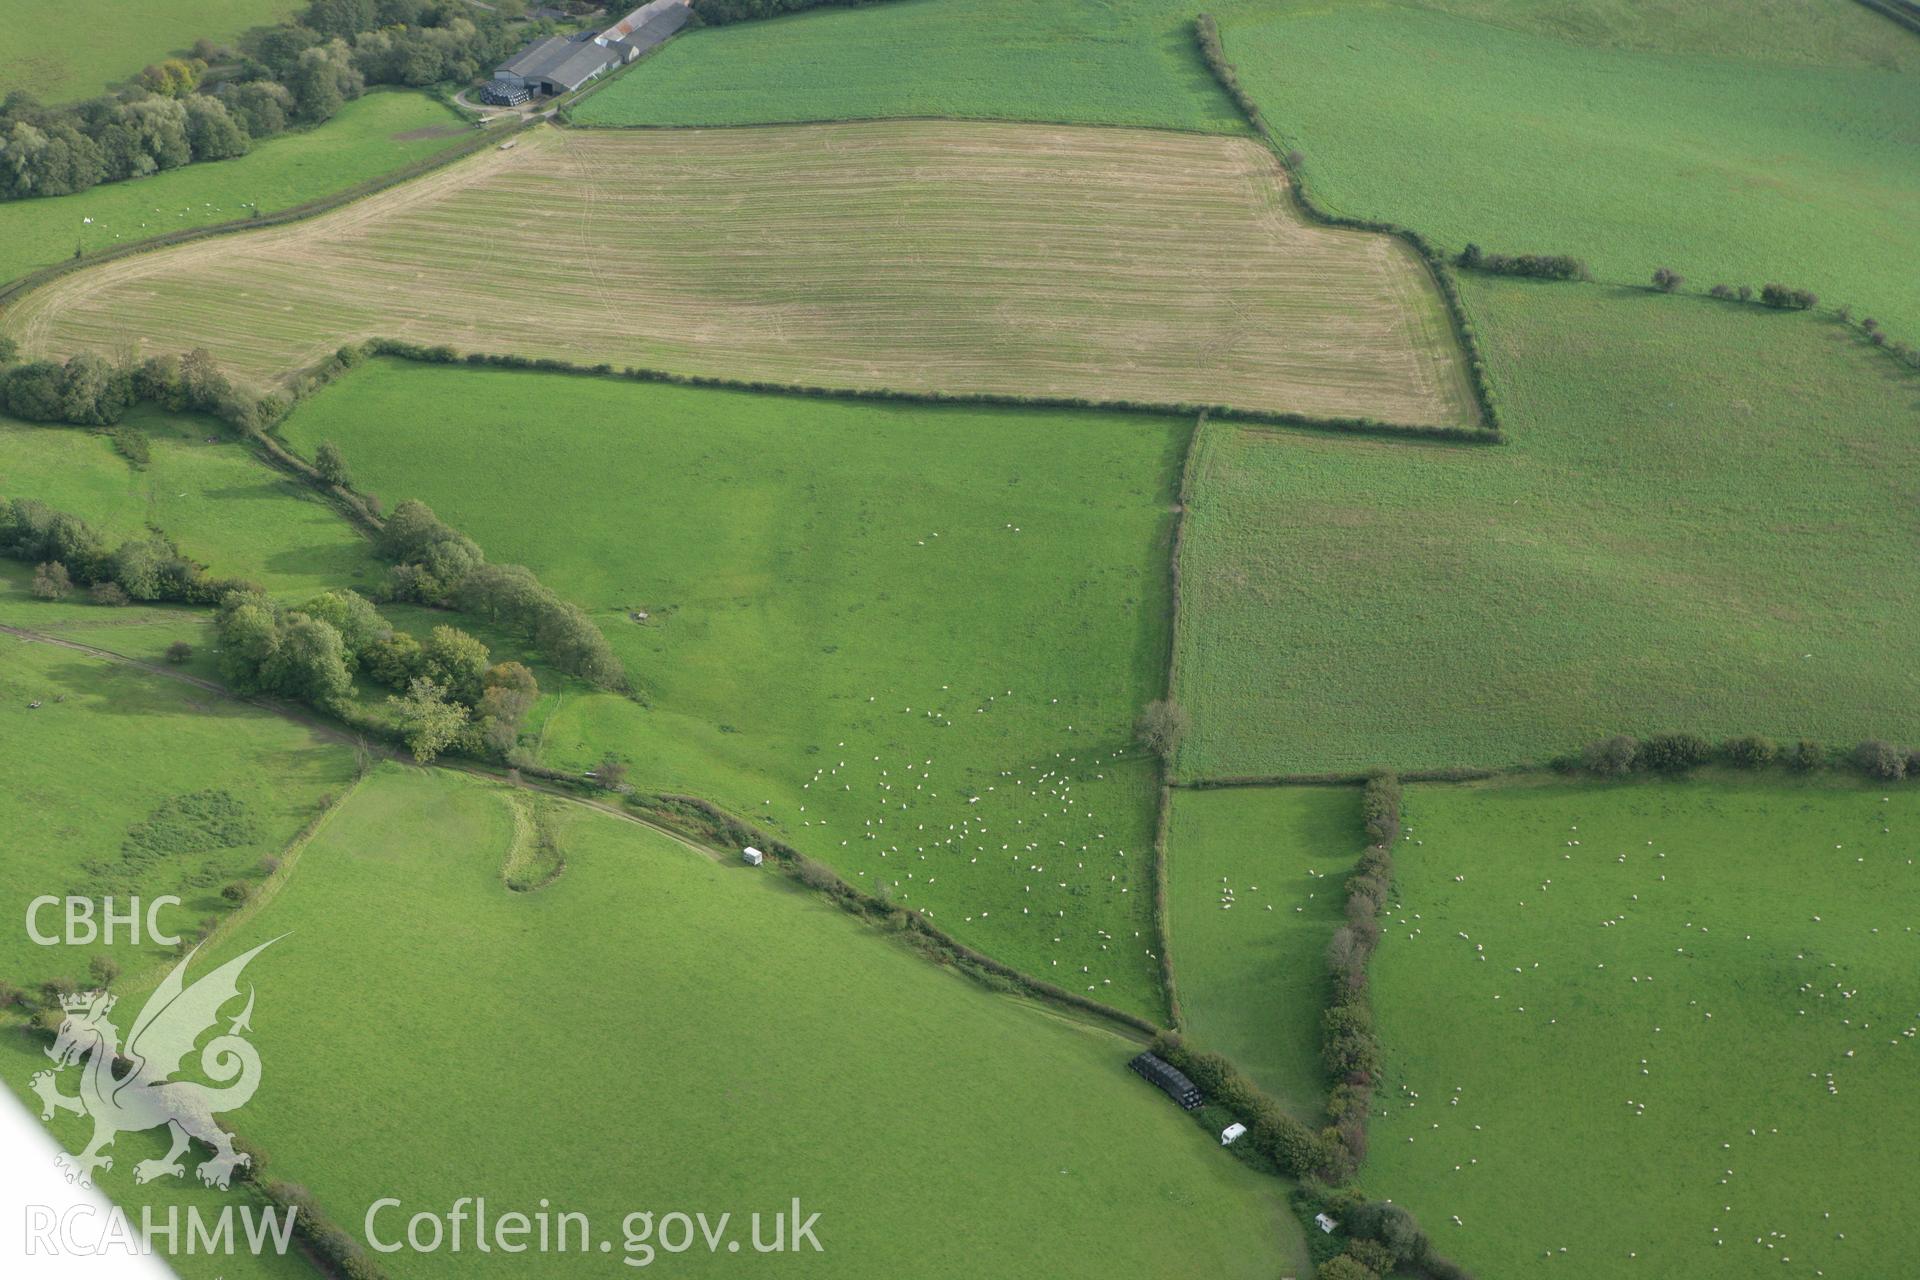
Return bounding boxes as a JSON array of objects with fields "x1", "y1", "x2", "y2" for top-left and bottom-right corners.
[
  {"x1": 589, "y1": 0, "x2": 1920, "y2": 338},
  {"x1": 0, "y1": 638, "x2": 353, "y2": 992},
  {"x1": 1226, "y1": 0, "x2": 1920, "y2": 336},
  {"x1": 281, "y1": 359, "x2": 1179, "y2": 1014},
  {"x1": 9, "y1": 121, "x2": 1478, "y2": 425},
  {"x1": 1173, "y1": 277, "x2": 1920, "y2": 777},
  {"x1": 0, "y1": 410, "x2": 382, "y2": 600},
  {"x1": 573, "y1": 0, "x2": 1245, "y2": 131},
  {"x1": 0, "y1": 0, "x2": 301, "y2": 103},
  {"x1": 0, "y1": 93, "x2": 472, "y2": 288},
  {"x1": 1164, "y1": 785, "x2": 1356, "y2": 1117},
  {"x1": 1367, "y1": 776, "x2": 1920, "y2": 1279},
  {"x1": 196, "y1": 764, "x2": 1308, "y2": 1278}
]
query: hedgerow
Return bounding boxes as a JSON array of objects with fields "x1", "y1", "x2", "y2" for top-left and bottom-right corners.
[{"x1": 1191, "y1": 16, "x2": 1504, "y2": 439}]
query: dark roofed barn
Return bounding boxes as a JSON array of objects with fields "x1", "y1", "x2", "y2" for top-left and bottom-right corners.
[
  {"x1": 1128, "y1": 1052, "x2": 1203, "y2": 1111},
  {"x1": 491, "y1": 34, "x2": 624, "y2": 99}
]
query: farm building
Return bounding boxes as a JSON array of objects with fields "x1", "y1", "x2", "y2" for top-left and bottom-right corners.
[
  {"x1": 1126, "y1": 1052, "x2": 1203, "y2": 1111},
  {"x1": 489, "y1": 35, "x2": 627, "y2": 99},
  {"x1": 596, "y1": 0, "x2": 693, "y2": 58},
  {"x1": 484, "y1": 1, "x2": 690, "y2": 103}
]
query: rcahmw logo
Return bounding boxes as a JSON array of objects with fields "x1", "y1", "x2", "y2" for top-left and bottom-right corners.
[{"x1": 30, "y1": 938, "x2": 281, "y2": 1192}]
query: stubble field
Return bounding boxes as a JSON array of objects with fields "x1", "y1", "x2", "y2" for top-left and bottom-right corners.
[{"x1": 5, "y1": 121, "x2": 1478, "y2": 425}]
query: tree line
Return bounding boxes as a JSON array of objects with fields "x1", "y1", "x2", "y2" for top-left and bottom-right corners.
[
  {"x1": 0, "y1": 347, "x2": 256, "y2": 430},
  {"x1": 371, "y1": 498, "x2": 628, "y2": 691},
  {"x1": 0, "y1": 0, "x2": 527, "y2": 201},
  {"x1": 1455, "y1": 243, "x2": 1591, "y2": 282},
  {"x1": 1, "y1": 496, "x2": 257, "y2": 609},
  {"x1": 1571, "y1": 732, "x2": 1920, "y2": 782},
  {"x1": 214, "y1": 587, "x2": 541, "y2": 764}
]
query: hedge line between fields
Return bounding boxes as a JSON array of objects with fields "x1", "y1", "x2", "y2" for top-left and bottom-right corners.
[
  {"x1": 0, "y1": 119, "x2": 532, "y2": 312},
  {"x1": 356, "y1": 338, "x2": 1495, "y2": 442},
  {"x1": 1180, "y1": 766, "x2": 1499, "y2": 789},
  {"x1": 1149, "y1": 771, "x2": 1477, "y2": 1279},
  {"x1": 1150, "y1": 413, "x2": 1208, "y2": 1029},
  {"x1": 1193, "y1": 15, "x2": 1504, "y2": 442},
  {"x1": 486, "y1": 760, "x2": 1165, "y2": 1039}
]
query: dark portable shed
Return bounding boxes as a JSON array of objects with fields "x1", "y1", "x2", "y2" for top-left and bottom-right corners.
[{"x1": 1128, "y1": 1052, "x2": 1203, "y2": 1111}]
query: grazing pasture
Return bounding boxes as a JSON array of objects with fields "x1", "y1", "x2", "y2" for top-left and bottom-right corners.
[
  {"x1": 1173, "y1": 279, "x2": 1920, "y2": 777},
  {"x1": 0, "y1": 0, "x2": 301, "y2": 103},
  {"x1": 1164, "y1": 785, "x2": 1357, "y2": 1116},
  {"x1": 1225, "y1": 0, "x2": 1920, "y2": 334},
  {"x1": 1368, "y1": 776, "x2": 1920, "y2": 1279},
  {"x1": 201, "y1": 764, "x2": 1308, "y2": 1278},
  {"x1": 0, "y1": 638, "x2": 353, "y2": 991},
  {"x1": 0, "y1": 410, "x2": 381, "y2": 600},
  {"x1": 0, "y1": 93, "x2": 472, "y2": 288},
  {"x1": 8, "y1": 121, "x2": 1478, "y2": 425},
  {"x1": 280, "y1": 359, "x2": 1182, "y2": 1014},
  {"x1": 0, "y1": 1026, "x2": 305, "y2": 1280},
  {"x1": 572, "y1": 0, "x2": 1245, "y2": 131}
]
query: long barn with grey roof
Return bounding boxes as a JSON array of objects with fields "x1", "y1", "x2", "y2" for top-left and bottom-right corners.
[{"x1": 484, "y1": 1, "x2": 689, "y2": 104}]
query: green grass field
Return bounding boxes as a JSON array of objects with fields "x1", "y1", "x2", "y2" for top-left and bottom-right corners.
[
  {"x1": 1165, "y1": 785, "x2": 1357, "y2": 1117},
  {"x1": 0, "y1": 0, "x2": 302, "y2": 103},
  {"x1": 586, "y1": 0, "x2": 1920, "y2": 338},
  {"x1": 279, "y1": 359, "x2": 1181, "y2": 1015},
  {"x1": 1174, "y1": 278, "x2": 1920, "y2": 777},
  {"x1": 573, "y1": 0, "x2": 1244, "y2": 131},
  {"x1": 0, "y1": 409, "x2": 382, "y2": 600},
  {"x1": 0, "y1": 638, "x2": 353, "y2": 991},
  {"x1": 185, "y1": 763, "x2": 1307, "y2": 1277},
  {"x1": 1226, "y1": 0, "x2": 1920, "y2": 335},
  {"x1": 1367, "y1": 775, "x2": 1920, "y2": 1278},
  {"x1": 0, "y1": 93, "x2": 471, "y2": 288},
  {"x1": 0, "y1": 1025, "x2": 305, "y2": 1280}
]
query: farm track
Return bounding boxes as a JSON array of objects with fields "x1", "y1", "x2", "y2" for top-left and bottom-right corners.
[{"x1": 4, "y1": 121, "x2": 1478, "y2": 425}]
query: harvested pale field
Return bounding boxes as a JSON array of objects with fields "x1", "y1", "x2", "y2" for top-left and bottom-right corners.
[{"x1": 4, "y1": 121, "x2": 1477, "y2": 424}]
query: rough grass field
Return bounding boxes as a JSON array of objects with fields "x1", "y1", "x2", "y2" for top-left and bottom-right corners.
[
  {"x1": 0, "y1": 0, "x2": 301, "y2": 103},
  {"x1": 1164, "y1": 785, "x2": 1356, "y2": 1117},
  {"x1": 0, "y1": 638, "x2": 353, "y2": 991},
  {"x1": 1226, "y1": 0, "x2": 1920, "y2": 335},
  {"x1": 281, "y1": 359, "x2": 1179, "y2": 1014},
  {"x1": 1367, "y1": 776, "x2": 1920, "y2": 1279},
  {"x1": 8, "y1": 121, "x2": 1478, "y2": 425},
  {"x1": 197, "y1": 764, "x2": 1308, "y2": 1277},
  {"x1": 572, "y1": 0, "x2": 1245, "y2": 131},
  {"x1": 0, "y1": 410, "x2": 382, "y2": 600},
  {"x1": 1173, "y1": 278, "x2": 1920, "y2": 777},
  {"x1": 0, "y1": 93, "x2": 472, "y2": 288}
]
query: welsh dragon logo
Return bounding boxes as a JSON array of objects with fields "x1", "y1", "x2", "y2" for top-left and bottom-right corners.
[{"x1": 28, "y1": 938, "x2": 280, "y2": 1191}]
